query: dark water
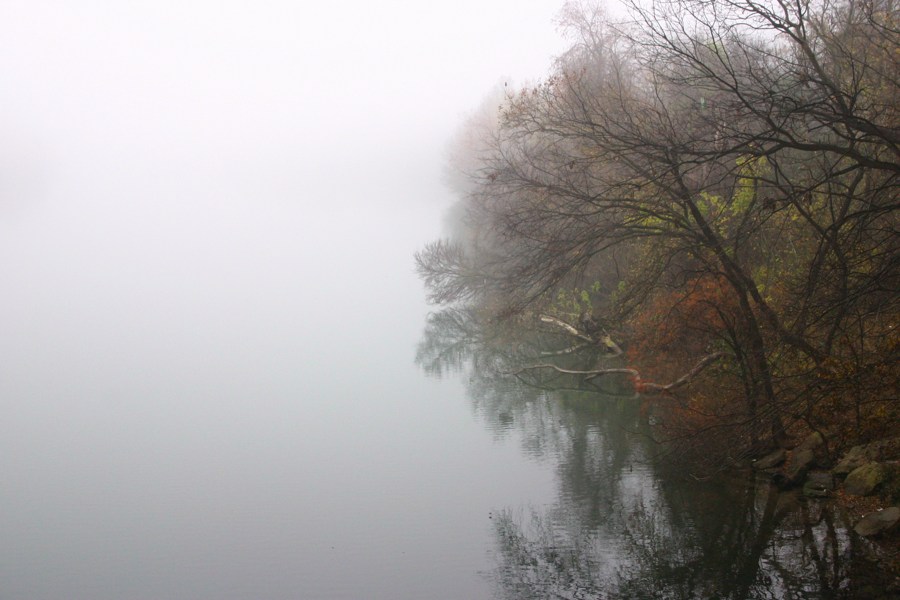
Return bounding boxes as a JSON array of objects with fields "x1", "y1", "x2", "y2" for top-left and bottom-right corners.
[
  {"x1": 418, "y1": 309, "x2": 894, "y2": 599},
  {"x1": 474, "y1": 383, "x2": 871, "y2": 600}
]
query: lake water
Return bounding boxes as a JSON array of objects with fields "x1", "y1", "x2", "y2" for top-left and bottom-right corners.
[
  {"x1": 0, "y1": 169, "x2": 555, "y2": 600},
  {"x1": 3, "y1": 1, "x2": 892, "y2": 596},
  {"x1": 0, "y1": 168, "x2": 884, "y2": 600}
]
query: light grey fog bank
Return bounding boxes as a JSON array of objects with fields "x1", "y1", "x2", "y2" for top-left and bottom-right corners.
[{"x1": 0, "y1": 1, "x2": 567, "y2": 598}]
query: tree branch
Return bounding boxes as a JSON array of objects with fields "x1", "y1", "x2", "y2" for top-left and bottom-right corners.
[
  {"x1": 538, "y1": 314, "x2": 624, "y2": 356},
  {"x1": 638, "y1": 352, "x2": 726, "y2": 393},
  {"x1": 538, "y1": 314, "x2": 595, "y2": 342},
  {"x1": 540, "y1": 342, "x2": 592, "y2": 356},
  {"x1": 505, "y1": 352, "x2": 727, "y2": 395}
]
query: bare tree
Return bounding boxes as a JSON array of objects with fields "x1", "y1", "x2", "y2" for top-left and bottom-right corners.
[{"x1": 417, "y1": 0, "x2": 899, "y2": 452}]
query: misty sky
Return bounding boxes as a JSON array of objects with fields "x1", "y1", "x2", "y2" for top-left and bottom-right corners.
[
  {"x1": 1, "y1": 0, "x2": 568, "y2": 189},
  {"x1": 0, "y1": 0, "x2": 577, "y2": 394}
]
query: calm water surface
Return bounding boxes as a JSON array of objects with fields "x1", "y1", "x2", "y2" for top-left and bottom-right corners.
[
  {"x1": 0, "y1": 177, "x2": 559, "y2": 599},
  {"x1": 0, "y1": 175, "x2": 883, "y2": 600},
  {"x1": 2, "y1": 2, "x2": 887, "y2": 597}
]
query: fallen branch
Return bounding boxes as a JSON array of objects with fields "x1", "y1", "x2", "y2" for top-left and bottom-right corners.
[
  {"x1": 538, "y1": 314, "x2": 624, "y2": 356},
  {"x1": 504, "y1": 352, "x2": 727, "y2": 395},
  {"x1": 540, "y1": 342, "x2": 591, "y2": 356},
  {"x1": 637, "y1": 352, "x2": 726, "y2": 393},
  {"x1": 538, "y1": 314, "x2": 595, "y2": 343},
  {"x1": 505, "y1": 363, "x2": 639, "y2": 378}
]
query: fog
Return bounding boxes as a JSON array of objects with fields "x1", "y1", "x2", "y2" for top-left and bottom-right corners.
[{"x1": 0, "y1": 1, "x2": 569, "y2": 598}]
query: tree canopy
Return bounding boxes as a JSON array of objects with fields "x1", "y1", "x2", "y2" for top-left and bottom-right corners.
[{"x1": 418, "y1": 0, "x2": 899, "y2": 462}]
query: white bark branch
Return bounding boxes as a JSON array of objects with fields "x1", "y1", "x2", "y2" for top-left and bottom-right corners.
[
  {"x1": 505, "y1": 352, "x2": 727, "y2": 395},
  {"x1": 506, "y1": 363, "x2": 639, "y2": 378},
  {"x1": 540, "y1": 342, "x2": 592, "y2": 356},
  {"x1": 638, "y1": 352, "x2": 726, "y2": 393},
  {"x1": 538, "y1": 314, "x2": 623, "y2": 356},
  {"x1": 538, "y1": 314, "x2": 595, "y2": 343}
]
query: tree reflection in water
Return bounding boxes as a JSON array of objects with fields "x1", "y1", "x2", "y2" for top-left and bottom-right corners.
[
  {"x1": 489, "y1": 476, "x2": 868, "y2": 599},
  {"x1": 417, "y1": 307, "x2": 892, "y2": 599}
]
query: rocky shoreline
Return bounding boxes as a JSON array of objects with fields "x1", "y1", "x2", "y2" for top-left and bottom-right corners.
[
  {"x1": 752, "y1": 434, "x2": 900, "y2": 593},
  {"x1": 754, "y1": 434, "x2": 900, "y2": 536}
]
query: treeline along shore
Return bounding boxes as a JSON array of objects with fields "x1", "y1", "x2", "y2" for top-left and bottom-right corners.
[{"x1": 416, "y1": 0, "x2": 899, "y2": 561}]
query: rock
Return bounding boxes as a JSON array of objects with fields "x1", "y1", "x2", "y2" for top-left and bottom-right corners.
[
  {"x1": 784, "y1": 448, "x2": 816, "y2": 485},
  {"x1": 754, "y1": 448, "x2": 786, "y2": 470},
  {"x1": 835, "y1": 444, "x2": 874, "y2": 476},
  {"x1": 796, "y1": 431, "x2": 825, "y2": 452},
  {"x1": 797, "y1": 431, "x2": 833, "y2": 467},
  {"x1": 803, "y1": 471, "x2": 835, "y2": 497},
  {"x1": 854, "y1": 506, "x2": 900, "y2": 537},
  {"x1": 834, "y1": 437, "x2": 900, "y2": 476},
  {"x1": 844, "y1": 462, "x2": 886, "y2": 496}
]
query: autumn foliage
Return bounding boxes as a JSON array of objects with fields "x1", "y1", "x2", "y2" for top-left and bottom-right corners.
[{"x1": 418, "y1": 0, "x2": 899, "y2": 469}]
